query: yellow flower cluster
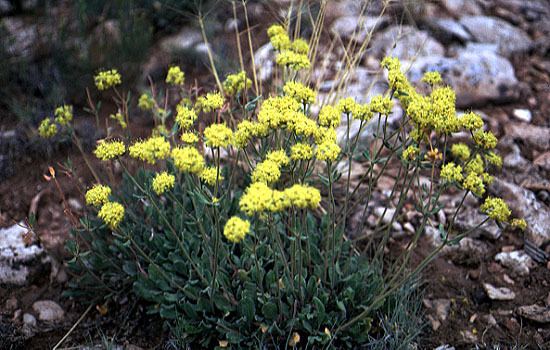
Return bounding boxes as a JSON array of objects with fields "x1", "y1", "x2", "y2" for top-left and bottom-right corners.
[
  {"x1": 459, "y1": 112, "x2": 483, "y2": 131},
  {"x1": 258, "y1": 96, "x2": 301, "y2": 129},
  {"x1": 402, "y1": 145, "x2": 419, "y2": 161},
  {"x1": 110, "y1": 112, "x2": 127, "y2": 129},
  {"x1": 98, "y1": 201, "x2": 125, "y2": 229},
  {"x1": 421, "y1": 71, "x2": 442, "y2": 85},
  {"x1": 252, "y1": 160, "x2": 281, "y2": 184},
  {"x1": 94, "y1": 69, "x2": 121, "y2": 91},
  {"x1": 196, "y1": 92, "x2": 224, "y2": 113},
  {"x1": 381, "y1": 57, "x2": 416, "y2": 107},
  {"x1": 152, "y1": 172, "x2": 175, "y2": 195},
  {"x1": 283, "y1": 81, "x2": 316, "y2": 105},
  {"x1": 38, "y1": 118, "x2": 57, "y2": 138},
  {"x1": 171, "y1": 146, "x2": 204, "y2": 174},
  {"x1": 451, "y1": 143, "x2": 470, "y2": 161},
  {"x1": 266, "y1": 150, "x2": 290, "y2": 167},
  {"x1": 481, "y1": 197, "x2": 511, "y2": 223},
  {"x1": 288, "y1": 113, "x2": 318, "y2": 138},
  {"x1": 268, "y1": 24, "x2": 311, "y2": 71},
  {"x1": 291, "y1": 38, "x2": 309, "y2": 54},
  {"x1": 233, "y1": 120, "x2": 269, "y2": 148},
  {"x1": 200, "y1": 167, "x2": 223, "y2": 186},
  {"x1": 181, "y1": 132, "x2": 199, "y2": 144},
  {"x1": 318, "y1": 105, "x2": 341, "y2": 128},
  {"x1": 54, "y1": 105, "x2": 73, "y2": 126},
  {"x1": 473, "y1": 130, "x2": 498, "y2": 149},
  {"x1": 138, "y1": 93, "x2": 155, "y2": 110},
  {"x1": 223, "y1": 71, "x2": 252, "y2": 96},
  {"x1": 276, "y1": 50, "x2": 311, "y2": 70},
  {"x1": 369, "y1": 95, "x2": 393, "y2": 115},
  {"x1": 316, "y1": 141, "x2": 341, "y2": 162},
  {"x1": 462, "y1": 172, "x2": 485, "y2": 197},
  {"x1": 175, "y1": 105, "x2": 197, "y2": 130},
  {"x1": 94, "y1": 140, "x2": 126, "y2": 160},
  {"x1": 485, "y1": 151, "x2": 502, "y2": 168},
  {"x1": 166, "y1": 66, "x2": 185, "y2": 85},
  {"x1": 267, "y1": 24, "x2": 291, "y2": 51},
  {"x1": 510, "y1": 218, "x2": 527, "y2": 231},
  {"x1": 129, "y1": 136, "x2": 171, "y2": 164},
  {"x1": 223, "y1": 216, "x2": 250, "y2": 243},
  {"x1": 337, "y1": 97, "x2": 358, "y2": 114},
  {"x1": 440, "y1": 162, "x2": 463, "y2": 183},
  {"x1": 204, "y1": 123, "x2": 233, "y2": 148},
  {"x1": 239, "y1": 182, "x2": 320, "y2": 216},
  {"x1": 291, "y1": 143, "x2": 314, "y2": 161},
  {"x1": 85, "y1": 184, "x2": 111, "y2": 207}
]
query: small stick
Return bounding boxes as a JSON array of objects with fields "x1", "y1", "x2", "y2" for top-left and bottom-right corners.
[{"x1": 52, "y1": 304, "x2": 93, "y2": 350}]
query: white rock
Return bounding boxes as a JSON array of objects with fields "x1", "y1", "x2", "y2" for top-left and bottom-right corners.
[
  {"x1": 429, "y1": 18, "x2": 472, "y2": 42},
  {"x1": 512, "y1": 109, "x2": 532, "y2": 123},
  {"x1": 32, "y1": 300, "x2": 65, "y2": 322},
  {"x1": 370, "y1": 25, "x2": 444, "y2": 61},
  {"x1": 483, "y1": 283, "x2": 516, "y2": 301},
  {"x1": 495, "y1": 250, "x2": 535, "y2": 275},
  {"x1": 331, "y1": 15, "x2": 387, "y2": 43},
  {"x1": 459, "y1": 16, "x2": 533, "y2": 57},
  {"x1": 160, "y1": 28, "x2": 202, "y2": 52},
  {"x1": 374, "y1": 207, "x2": 397, "y2": 224},
  {"x1": 0, "y1": 223, "x2": 44, "y2": 285},
  {"x1": 253, "y1": 42, "x2": 275, "y2": 82},
  {"x1": 23, "y1": 313, "x2": 37, "y2": 327}
]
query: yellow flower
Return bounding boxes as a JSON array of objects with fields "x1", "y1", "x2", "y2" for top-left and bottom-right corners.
[
  {"x1": 270, "y1": 33, "x2": 292, "y2": 51},
  {"x1": 481, "y1": 197, "x2": 511, "y2": 222},
  {"x1": 252, "y1": 160, "x2": 281, "y2": 184},
  {"x1": 196, "y1": 92, "x2": 224, "y2": 113},
  {"x1": 276, "y1": 50, "x2": 310, "y2": 70},
  {"x1": 289, "y1": 114, "x2": 319, "y2": 138},
  {"x1": 223, "y1": 71, "x2": 252, "y2": 96},
  {"x1": 337, "y1": 97, "x2": 358, "y2": 115},
  {"x1": 223, "y1": 216, "x2": 250, "y2": 243},
  {"x1": 354, "y1": 103, "x2": 373, "y2": 121},
  {"x1": 181, "y1": 132, "x2": 199, "y2": 144},
  {"x1": 318, "y1": 105, "x2": 341, "y2": 128},
  {"x1": 314, "y1": 127, "x2": 337, "y2": 144},
  {"x1": 94, "y1": 140, "x2": 126, "y2": 160},
  {"x1": 266, "y1": 150, "x2": 290, "y2": 167},
  {"x1": 200, "y1": 167, "x2": 223, "y2": 186},
  {"x1": 317, "y1": 141, "x2": 341, "y2": 162},
  {"x1": 240, "y1": 183, "x2": 287, "y2": 215},
  {"x1": 257, "y1": 96, "x2": 300, "y2": 129},
  {"x1": 110, "y1": 112, "x2": 127, "y2": 129},
  {"x1": 291, "y1": 38, "x2": 309, "y2": 54},
  {"x1": 291, "y1": 143, "x2": 314, "y2": 161},
  {"x1": 430, "y1": 86, "x2": 459, "y2": 134},
  {"x1": 465, "y1": 154, "x2": 484, "y2": 175},
  {"x1": 440, "y1": 162, "x2": 463, "y2": 183},
  {"x1": 283, "y1": 81, "x2": 316, "y2": 105},
  {"x1": 129, "y1": 136, "x2": 171, "y2": 164},
  {"x1": 152, "y1": 172, "x2": 175, "y2": 195},
  {"x1": 460, "y1": 112, "x2": 483, "y2": 131},
  {"x1": 98, "y1": 201, "x2": 125, "y2": 229},
  {"x1": 462, "y1": 172, "x2": 485, "y2": 197},
  {"x1": 54, "y1": 105, "x2": 73, "y2": 126},
  {"x1": 485, "y1": 151, "x2": 502, "y2": 168},
  {"x1": 94, "y1": 69, "x2": 121, "y2": 90},
  {"x1": 510, "y1": 218, "x2": 527, "y2": 231},
  {"x1": 282, "y1": 184, "x2": 321, "y2": 209},
  {"x1": 171, "y1": 146, "x2": 205, "y2": 174},
  {"x1": 38, "y1": 118, "x2": 58, "y2": 138},
  {"x1": 473, "y1": 130, "x2": 498, "y2": 149},
  {"x1": 421, "y1": 71, "x2": 442, "y2": 85},
  {"x1": 204, "y1": 123, "x2": 233, "y2": 148},
  {"x1": 175, "y1": 104, "x2": 197, "y2": 130},
  {"x1": 402, "y1": 145, "x2": 419, "y2": 161},
  {"x1": 138, "y1": 93, "x2": 155, "y2": 110},
  {"x1": 85, "y1": 185, "x2": 111, "y2": 207},
  {"x1": 451, "y1": 143, "x2": 470, "y2": 162},
  {"x1": 369, "y1": 95, "x2": 393, "y2": 115},
  {"x1": 166, "y1": 66, "x2": 185, "y2": 85}
]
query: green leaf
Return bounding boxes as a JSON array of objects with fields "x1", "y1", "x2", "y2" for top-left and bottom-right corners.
[
  {"x1": 240, "y1": 296, "x2": 255, "y2": 323},
  {"x1": 262, "y1": 302, "x2": 278, "y2": 320}
]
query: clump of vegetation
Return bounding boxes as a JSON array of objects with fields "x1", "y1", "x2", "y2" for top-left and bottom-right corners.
[{"x1": 38, "y1": 6, "x2": 526, "y2": 348}]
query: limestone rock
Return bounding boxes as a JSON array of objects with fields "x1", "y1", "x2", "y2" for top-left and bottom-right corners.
[
  {"x1": 483, "y1": 283, "x2": 516, "y2": 301},
  {"x1": 370, "y1": 25, "x2": 444, "y2": 61},
  {"x1": 32, "y1": 300, "x2": 65, "y2": 322}
]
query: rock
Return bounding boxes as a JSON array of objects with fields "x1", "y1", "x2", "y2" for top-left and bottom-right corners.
[
  {"x1": 504, "y1": 123, "x2": 550, "y2": 152},
  {"x1": 517, "y1": 304, "x2": 550, "y2": 323},
  {"x1": 374, "y1": 207, "x2": 397, "y2": 224},
  {"x1": 495, "y1": 250, "x2": 535, "y2": 275},
  {"x1": 331, "y1": 15, "x2": 387, "y2": 43},
  {"x1": 459, "y1": 16, "x2": 533, "y2": 57},
  {"x1": 423, "y1": 298, "x2": 451, "y2": 323},
  {"x1": 407, "y1": 50, "x2": 519, "y2": 107},
  {"x1": 434, "y1": 346, "x2": 455, "y2": 350},
  {"x1": 490, "y1": 178, "x2": 550, "y2": 247},
  {"x1": 512, "y1": 109, "x2": 532, "y2": 123},
  {"x1": 404, "y1": 222, "x2": 415, "y2": 234},
  {"x1": 0, "y1": 1, "x2": 12, "y2": 14},
  {"x1": 32, "y1": 300, "x2": 65, "y2": 322},
  {"x1": 534, "y1": 152, "x2": 550, "y2": 172},
  {"x1": 23, "y1": 313, "x2": 37, "y2": 327},
  {"x1": 160, "y1": 27, "x2": 202, "y2": 53},
  {"x1": 254, "y1": 42, "x2": 275, "y2": 82},
  {"x1": 503, "y1": 144, "x2": 529, "y2": 169},
  {"x1": 0, "y1": 222, "x2": 46, "y2": 285},
  {"x1": 483, "y1": 283, "x2": 516, "y2": 301},
  {"x1": 428, "y1": 18, "x2": 472, "y2": 43},
  {"x1": 370, "y1": 25, "x2": 444, "y2": 61},
  {"x1": 441, "y1": 0, "x2": 482, "y2": 17},
  {"x1": 460, "y1": 330, "x2": 478, "y2": 343}
]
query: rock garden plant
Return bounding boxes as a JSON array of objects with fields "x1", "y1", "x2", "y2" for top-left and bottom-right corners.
[{"x1": 37, "y1": 18, "x2": 526, "y2": 349}]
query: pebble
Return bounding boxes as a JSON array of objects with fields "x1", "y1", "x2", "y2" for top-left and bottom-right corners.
[
  {"x1": 483, "y1": 283, "x2": 516, "y2": 301},
  {"x1": 23, "y1": 313, "x2": 37, "y2": 327},
  {"x1": 512, "y1": 109, "x2": 532, "y2": 123},
  {"x1": 517, "y1": 304, "x2": 550, "y2": 323},
  {"x1": 32, "y1": 300, "x2": 65, "y2": 322},
  {"x1": 495, "y1": 250, "x2": 535, "y2": 276}
]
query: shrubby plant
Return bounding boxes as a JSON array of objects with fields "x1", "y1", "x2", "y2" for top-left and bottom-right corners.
[{"x1": 42, "y1": 14, "x2": 526, "y2": 349}]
